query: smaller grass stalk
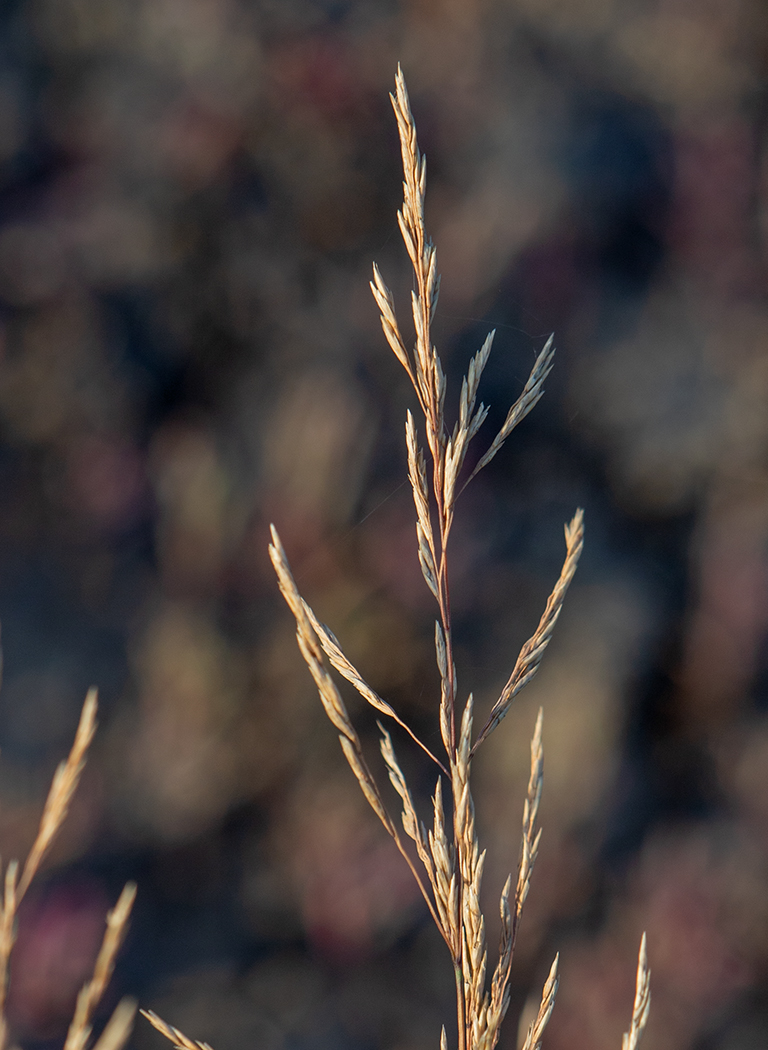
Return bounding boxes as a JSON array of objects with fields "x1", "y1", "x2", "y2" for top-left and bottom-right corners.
[
  {"x1": 0, "y1": 689, "x2": 135, "y2": 1050},
  {"x1": 65, "y1": 882, "x2": 138, "y2": 1050}
]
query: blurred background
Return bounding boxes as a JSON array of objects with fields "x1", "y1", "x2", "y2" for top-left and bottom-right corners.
[{"x1": 0, "y1": 0, "x2": 767, "y2": 1048}]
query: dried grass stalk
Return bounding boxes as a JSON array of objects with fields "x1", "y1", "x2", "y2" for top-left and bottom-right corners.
[
  {"x1": 138, "y1": 61, "x2": 648, "y2": 1050},
  {"x1": 271, "y1": 64, "x2": 572, "y2": 1050},
  {"x1": 18, "y1": 687, "x2": 98, "y2": 900},
  {"x1": 264, "y1": 62, "x2": 647, "y2": 1050},
  {"x1": 0, "y1": 689, "x2": 135, "y2": 1050}
]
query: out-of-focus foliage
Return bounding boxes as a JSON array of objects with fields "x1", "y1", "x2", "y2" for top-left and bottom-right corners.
[{"x1": 0, "y1": 1, "x2": 767, "y2": 1049}]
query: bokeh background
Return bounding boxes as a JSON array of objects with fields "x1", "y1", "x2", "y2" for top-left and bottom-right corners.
[{"x1": 0, "y1": 0, "x2": 767, "y2": 1048}]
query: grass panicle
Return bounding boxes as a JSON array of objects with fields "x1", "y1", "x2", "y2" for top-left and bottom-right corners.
[
  {"x1": 148, "y1": 64, "x2": 650, "y2": 1050},
  {"x1": 265, "y1": 64, "x2": 649, "y2": 1050}
]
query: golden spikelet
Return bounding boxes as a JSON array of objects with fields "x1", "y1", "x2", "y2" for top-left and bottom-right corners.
[{"x1": 622, "y1": 933, "x2": 651, "y2": 1050}]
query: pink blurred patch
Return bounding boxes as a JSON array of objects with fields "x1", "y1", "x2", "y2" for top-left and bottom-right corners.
[
  {"x1": 65, "y1": 434, "x2": 147, "y2": 531},
  {"x1": 300, "y1": 833, "x2": 419, "y2": 962},
  {"x1": 7, "y1": 879, "x2": 111, "y2": 1040},
  {"x1": 268, "y1": 36, "x2": 369, "y2": 121},
  {"x1": 637, "y1": 833, "x2": 754, "y2": 1014},
  {"x1": 286, "y1": 782, "x2": 421, "y2": 963},
  {"x1": 544, "y1": 830, "x2": 756, "y2": 1050},
  {"x1": 158, "y1": 97, "x2": 244, "y2": 188}
]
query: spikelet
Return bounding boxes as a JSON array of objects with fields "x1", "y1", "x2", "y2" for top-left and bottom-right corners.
[
  {"x1": 473, "y1": 510, "x2": 584, "y2": 752},
  {"x1": 141, "y1": 1013, "x2": 216, "y2": 1050},
  {"x1": 622, "y1": 934, "x2": 651, "y2": 1050}
]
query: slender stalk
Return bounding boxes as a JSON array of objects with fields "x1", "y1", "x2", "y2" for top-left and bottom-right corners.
[
  {"x1": 438, "y1": 544, "x2": 456, "y2": 754},
  {"x1": 455, "y1": 964, "x2": 466, "y2": 1050}
]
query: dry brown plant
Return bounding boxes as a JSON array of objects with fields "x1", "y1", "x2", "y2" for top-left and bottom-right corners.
[
  {"x1": 147, "y1": 65, "x2": 651, "y2": 1050},
  {"x1": 0, "y1": 688, "x2": 136, "y2": 1050}
]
